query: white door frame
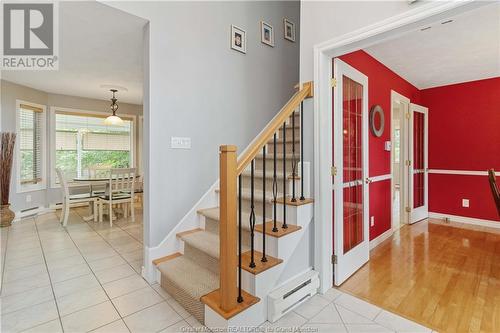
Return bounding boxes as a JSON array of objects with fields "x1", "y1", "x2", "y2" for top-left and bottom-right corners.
[
  {"x1": 332, "y1": 59, "x2": 370, "y2": 285},
  {"x1": 409, "y1": 103, "x2": 429, "y2": 223},
  {"x1": 390, "y1": 91, "x2": 411, "y2": 231},
  {"x1": 312, "y1": 1, "x2": 484, "y2": 293}
]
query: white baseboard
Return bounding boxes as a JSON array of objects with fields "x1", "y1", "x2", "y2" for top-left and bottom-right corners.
[
  {"x1": 14, "y1": 206, "x2": 56, "y2": 221},
  {"x1": 369, "y1": 228, "x2": 394, "y2": 250},
  {"x1": 429, "y1": 212, "x2": 500, "y2": 229},
  {"x1": 143, "y1": 180, "x2": 219, "y2": 283}
]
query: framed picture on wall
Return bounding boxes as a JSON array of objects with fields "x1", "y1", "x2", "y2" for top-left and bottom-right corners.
[
  {"x1": 231, "y1": 25, "x2": 246, "y2": 54},
  {"x1": 261, "y1": 21, "x2": 274, "y2": 47},
  {"x1": 283, "y1": 18, "x2": 295, "y2": 42}
]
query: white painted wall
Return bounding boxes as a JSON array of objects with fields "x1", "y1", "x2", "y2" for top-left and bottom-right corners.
[
  {"x1": 104, "y1": 1, "x2": 300, "y2": 248},
  {"x1": 300, "y1": 0, "x2": 432, "y2": 81}
]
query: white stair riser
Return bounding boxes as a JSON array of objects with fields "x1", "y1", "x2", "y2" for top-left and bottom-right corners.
[
  {"x1": 255, "y1": 228, "x2": 302, "y2": 259},
  {"x1": 275, "y1": 203, "x2": 313, "y2": 228}
]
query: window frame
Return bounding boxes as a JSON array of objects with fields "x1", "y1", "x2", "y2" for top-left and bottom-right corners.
[
  {"x1": 16, "y1": 100, "x2": 47, "y2": 193},
  {"x1": 49, "y1": 106, "x2": 136, "y2": 188}
]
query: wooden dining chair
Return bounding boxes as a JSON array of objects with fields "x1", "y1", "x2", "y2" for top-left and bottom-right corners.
[
  {"x1": 56, "y1": 168, "x2": 99, "y2": 227},
  {"x1": 98, "y1": 168, "x2": 136, "y2": 226},
  {"x1": 487, "y1": 169, "x2": 500, "y2": 217}
]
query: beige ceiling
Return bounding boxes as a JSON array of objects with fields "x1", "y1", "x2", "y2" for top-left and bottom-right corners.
[
  {"x1": 2, "y1": 2, "x2": 147, "y2": 104},
  {"x1": 364, "y1": 3, "x2": 500, "y2": 89}
]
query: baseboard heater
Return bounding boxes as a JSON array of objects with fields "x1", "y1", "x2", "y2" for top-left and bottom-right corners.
[{"x1": 267, "y1": 270, "x2": 319, "y2": 322}]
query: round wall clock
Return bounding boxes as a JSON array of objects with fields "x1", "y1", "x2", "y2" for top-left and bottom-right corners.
[{"x1": 369, "y1": 105, "x2": 385, "y2": 137}]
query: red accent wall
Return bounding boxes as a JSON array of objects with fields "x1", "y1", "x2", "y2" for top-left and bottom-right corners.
[
  {"x1": 339, "y1": 50, "x2": 421, "y2": 240},
  {"x1": 421, "y1": 78, "x2": 500, "y2": 221}
]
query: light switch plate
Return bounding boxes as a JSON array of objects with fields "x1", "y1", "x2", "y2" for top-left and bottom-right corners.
[
  {"x1": 370, "y1": 216, "x2": 375, "y2": 227},
  {"x1": 171, "y1": 137, "x2": 191, "y2": 149},
  {"x1": 462, "y1": 199, "x2": 469, "y2": 208}
]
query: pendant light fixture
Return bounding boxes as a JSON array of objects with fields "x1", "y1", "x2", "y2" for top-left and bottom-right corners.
[{"x1": 104, "y1": 89, "x2": 124, "y2": 125}]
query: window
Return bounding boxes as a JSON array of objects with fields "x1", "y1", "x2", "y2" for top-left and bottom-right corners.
[
  {"x1": 52, "y1": 110, "x2": 134, "y2": 183},
  {"x1": 17, "y1": 101, "x2": 46, "y2": 192}
]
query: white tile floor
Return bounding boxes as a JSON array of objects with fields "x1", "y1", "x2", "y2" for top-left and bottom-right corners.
[{"x1": 1, "y1": 207, "x2": 432, "y2": 333}]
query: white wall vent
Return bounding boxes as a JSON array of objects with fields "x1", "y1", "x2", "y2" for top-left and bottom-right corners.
[{"x1": 267, "y1": 270, "x2": 319, "y2": 322}]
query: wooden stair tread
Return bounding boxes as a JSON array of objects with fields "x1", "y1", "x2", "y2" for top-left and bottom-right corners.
[
  {"x1": 255, "y1": 153, "x2": 295, "y2": 160},
  {"x1": 240, "y1": 169, "x2": 300, "y2": 180},
  {"x1": 275, "y1": 196, "x2": 314, "y2": 206},
  {"x1": 270, "y1": 138, "x2": 300, "y2": 144},
  {"x1": 255, "y1": 221, "x2": 301, "y2": 238},
  {"x1": 198, "y1": 207, "x2": 300, "y2": 237},
  {"x1": 201, "y1": 289, "x2": 259, "y2": 320},
  {"x1": 240, "y1": 251, "x2": 283, "y2": 275},
  {"x1": 215, "y1": 189, "x2": 308, "y2": 206},
  {"x1": 152, "y1": 252, "x2": 182, "y2": 266},
  {"x1": 176, "y1": 228, "x2": 203, "y2": 238}
]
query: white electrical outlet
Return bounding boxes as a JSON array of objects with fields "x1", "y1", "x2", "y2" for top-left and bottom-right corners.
[
  {"x1": 370, "y1": 216, "x2": 375, "y2": 227},
  {"x1": 171, "y1": 137, "x2": 191, "y2": 149},
  {"x1": 26, "y1": 195, "x2": 32, "y2": 203},
  {"x1": 462, "y1": 199, "x2": 469, "y2": 208}
]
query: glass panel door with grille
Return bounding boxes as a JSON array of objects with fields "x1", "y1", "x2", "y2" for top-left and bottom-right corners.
[
  {"x1": 409, "y1": 103, "x2": 428, "y2": 223},
  {"x1": 332, "y1": 59, "x2": 369, "y2": 285}
]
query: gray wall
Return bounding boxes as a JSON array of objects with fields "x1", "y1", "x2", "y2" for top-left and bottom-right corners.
[
  {"x1": 0, "y1": 79, "x2": 143, "y2": 212},
  {"x1": 107, "y1": 1, "x2": 300, "y2": 247}
]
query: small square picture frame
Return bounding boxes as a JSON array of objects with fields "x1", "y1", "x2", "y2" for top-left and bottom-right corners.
[
  {"x1": 231, "y1": 25, "x2": 246, "y2": 54},
  {"x1": 261, "y1": 21, "x2": 274, "y2": 47},
  {"x1": 283, "y1": 18, "x2": 295, "y2": 42}
]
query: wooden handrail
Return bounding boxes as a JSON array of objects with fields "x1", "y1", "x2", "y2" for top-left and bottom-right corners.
[
  {"x1": 236, "y1": 81, "x2": 313, "y2": 175},
  {"x1": 216, "y1": 81, "x2": 313, "y2": 314}
]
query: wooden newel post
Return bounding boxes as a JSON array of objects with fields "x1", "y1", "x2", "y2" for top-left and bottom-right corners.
[{"x1": 219, "y1": 145, "x2": 238, "y2": 312}]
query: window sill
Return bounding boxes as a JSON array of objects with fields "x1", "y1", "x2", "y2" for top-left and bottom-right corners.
[{"x1": 17, "y1": 183, "x2": 46, "y2": 194}]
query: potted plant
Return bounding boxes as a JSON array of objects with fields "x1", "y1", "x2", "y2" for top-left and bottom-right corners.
[{"x1": 1, "y1": 132, "x2": 16, "y2": 227}]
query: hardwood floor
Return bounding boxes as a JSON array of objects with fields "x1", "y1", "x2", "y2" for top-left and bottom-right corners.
[{"x1": 339, "y1": 219, "x2": 500, "y2": 333}]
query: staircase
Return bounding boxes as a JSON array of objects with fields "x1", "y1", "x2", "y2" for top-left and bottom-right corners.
[{"x1": 154, "y1": 83, "x2": 314, "y2": 327}]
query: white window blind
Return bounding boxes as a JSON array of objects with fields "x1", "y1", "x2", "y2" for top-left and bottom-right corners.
[
  {"x1": 82, "y1": 132, "x2": 130, "y2": 151},
  {"x1": 19, "y1": 104, "x2": 43, "y2": 184},
  {"x1": 54, "y1": 111, "x2": 132, "y2": 180}
]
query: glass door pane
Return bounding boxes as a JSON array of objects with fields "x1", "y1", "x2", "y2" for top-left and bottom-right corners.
[
  {"x1": 342, "y1": 75, "x2": 364, "y2": 254},
  {"x1": 413, "y1": 112, "x2": 425, "y2": 208}
]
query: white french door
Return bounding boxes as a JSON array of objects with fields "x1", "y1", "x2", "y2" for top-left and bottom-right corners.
[
  {"x1": 409, "y1": 103, "x2": 428, "y2": 223},
  {"x1": 332, "y1": 59, "x2": 369, "y2": 285}
]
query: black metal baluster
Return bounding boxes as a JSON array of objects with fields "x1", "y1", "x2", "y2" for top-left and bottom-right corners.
[
  {"x1": 261, "y1": 147, "x2": 267, "y2": 262},
  {"x1": 237, "y1": 174, "x2": 243, "y2": 303},
  {"x1": 272, "y1": 134, "x2": 278, "y2": 232},
  {"x1": 249, "y1": 160, "x2": 256, "y2": 268},
  {"x1": 291, "y1": 111, "x2": 297, "y2": 202},
  {"x1": 300, "y1": 101, "x2": 305, "y2": 201},
  {"x1": 282, "y1": 122, "x2": 288, "y2": 229}
]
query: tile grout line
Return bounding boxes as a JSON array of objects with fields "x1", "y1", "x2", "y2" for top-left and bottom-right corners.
[
  {"x1": 10, "y1": 210, "x2": 198, "y2": 332},
  {"x1": 333, "y1": 303, "x2": 353, "y2": 332},
  {"x1": 0, "y1": 225, "x2": 11, "y2": 296},
  {"x1": 73, "y1": 209, "x2": 143, "y2": 275},
  {"x1": 74, "y1": 209, "x2": 205, "y2": 329},
  {"x1": 73, "y1": 208, "x2": 192, "y2": 324},
  {"x1": 69, "y1": 208, "x2": 176, "y2": 331},
  {"x1": 33, "y1": 215, "x2": 66, "y2": 333},
  {"x1": 55, "y1": 211, "x2": 134, "y2": 333}
]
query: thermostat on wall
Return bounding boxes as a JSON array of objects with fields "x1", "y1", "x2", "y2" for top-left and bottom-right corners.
[{"x1": 384, "y1": 141, "x2": 392, "y2": 151}]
